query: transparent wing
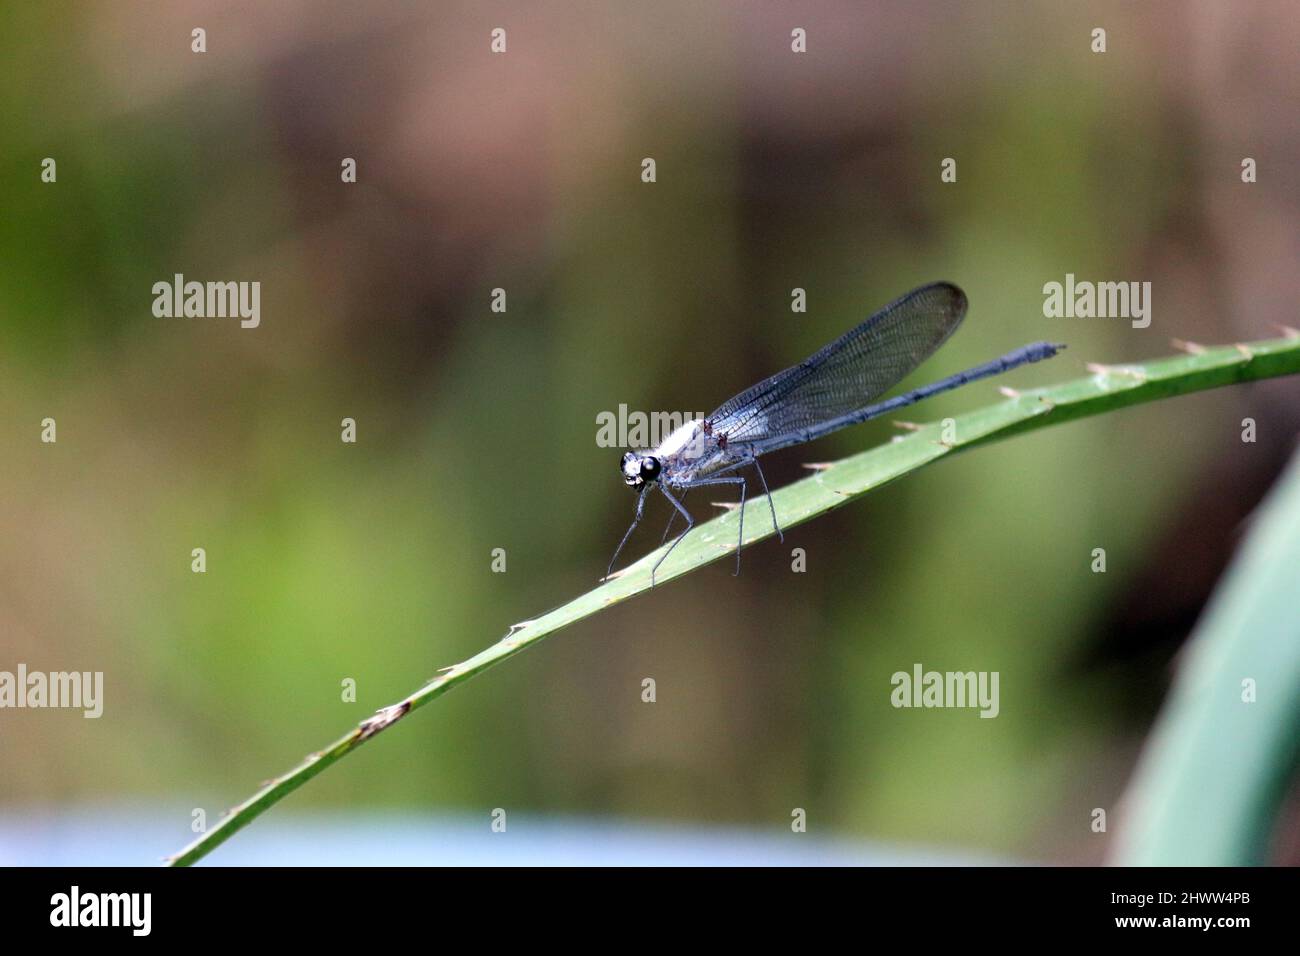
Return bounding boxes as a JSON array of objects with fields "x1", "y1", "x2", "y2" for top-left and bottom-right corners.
[{"x1": 707, "y1": 282, "x2": 967, "y2": 446}]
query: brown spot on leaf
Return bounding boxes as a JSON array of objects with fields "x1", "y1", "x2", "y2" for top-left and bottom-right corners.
[{"x1": 357, "y1": 700, "x2": 412, "y2": 740}]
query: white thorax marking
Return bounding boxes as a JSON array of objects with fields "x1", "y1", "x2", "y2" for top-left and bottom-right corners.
[{"x1": 653, "y1": 418, "x2": 704, "y2": 459}]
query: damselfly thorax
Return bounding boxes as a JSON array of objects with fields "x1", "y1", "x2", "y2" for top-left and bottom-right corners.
[{"x1": 619, "y1": 417, "x2": 748, "y2": 489}]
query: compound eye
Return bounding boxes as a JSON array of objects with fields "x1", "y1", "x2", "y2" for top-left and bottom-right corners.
[{"x1": 640, "y1": 457, "x2": 661, "y2": 480}]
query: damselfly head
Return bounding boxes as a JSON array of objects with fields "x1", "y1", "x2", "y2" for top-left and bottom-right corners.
[{"x1": 621, "y1": 452, "x2": 661, "y2": 488}]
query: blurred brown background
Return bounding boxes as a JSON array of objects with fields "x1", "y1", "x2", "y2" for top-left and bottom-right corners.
[{"x1": 1, "y1": 1, "x2": 1298, "y2": 863}]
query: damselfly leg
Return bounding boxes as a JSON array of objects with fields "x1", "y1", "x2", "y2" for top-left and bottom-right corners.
[
  {"x1": 658, "y1": 488, "x2": 691, "y2": 545},
  {"x1": 659, "y1": 474, "x2": 748, "y2": 579},
  {"x1": 748, "y1": 457, "x2": 783, "y2": 544},
  {"x1": 606, "y1": 484, "x2": 651, "y2": 580}
]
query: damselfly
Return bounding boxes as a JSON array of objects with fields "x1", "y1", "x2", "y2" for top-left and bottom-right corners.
[{"x1": 608, "y1": 282, "x2": 1063, "y2": 584}]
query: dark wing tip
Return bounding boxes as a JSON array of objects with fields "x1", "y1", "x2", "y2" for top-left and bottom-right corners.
[{"x1": 925, "y1": 281, "x2": 968, "y2": 320}]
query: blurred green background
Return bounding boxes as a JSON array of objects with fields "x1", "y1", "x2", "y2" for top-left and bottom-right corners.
[{"x1": 2, "y1": 1, "x2": 1299, "y2": 863}]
